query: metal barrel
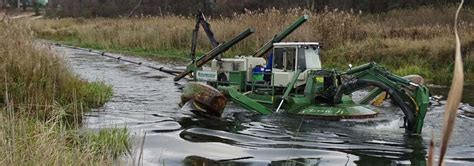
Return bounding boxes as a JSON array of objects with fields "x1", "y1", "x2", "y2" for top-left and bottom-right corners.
[
  {"x1": 252, "y1": 15, "x2": 309, "y2": 57},
  {"x1": 174, "y1": 28, "x2": 255, "y2": 81}
]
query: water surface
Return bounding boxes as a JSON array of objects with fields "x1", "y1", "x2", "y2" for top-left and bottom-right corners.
[{"x1": 58, "y1": 47, "x2": 474, "y2": 166}]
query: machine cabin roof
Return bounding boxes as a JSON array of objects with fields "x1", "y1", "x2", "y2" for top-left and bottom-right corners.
[{"x1": 273, "y1": 42, "x2": 320, "y2": 47}]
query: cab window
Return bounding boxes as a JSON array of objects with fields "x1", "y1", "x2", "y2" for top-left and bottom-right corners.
[
  {"x1": 285, "y1": 48, "x2": 296, "y2": 71},
  {"x1": 297, "y1": 48, "x2": 306, "y2": 70},
  {"x1": 273, "y1": 48, "x2": 284, "y2": 69},
  {"x1": 273, "y1": 47, "x2": 296, "y2": 71}
]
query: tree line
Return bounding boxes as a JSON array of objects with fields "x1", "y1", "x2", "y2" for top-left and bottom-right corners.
[{"x1": 43, "y1": 0, "x2": 473, "y2": 17}]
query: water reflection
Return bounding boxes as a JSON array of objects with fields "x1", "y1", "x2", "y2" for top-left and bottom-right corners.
[
  {"x1": 183, "y1": 156, "x2": 327, "y2": 166},
  {"x1": 176, "y1": 112, "x2": 428, "y2": 166},
  {"x1": 58, "y1": 46, "x2": 474, "y2": 165}
]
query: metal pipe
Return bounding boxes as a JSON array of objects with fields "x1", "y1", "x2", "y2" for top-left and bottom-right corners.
[
  {"x1": 252, "y1": 15, "x2": 309, "y2": 57},
  {"x1": 276, "y1": 69, "x2": 301, "y2": 113},
  {"x1": 174, "y1": 28, "x2": 255, "y2": 81},
  {"x1": 343, "y1": 62, "x2": 375, "y2": 75},
  {"x1": 54, "y1": 43, "x2": 183, "y2": 77}
]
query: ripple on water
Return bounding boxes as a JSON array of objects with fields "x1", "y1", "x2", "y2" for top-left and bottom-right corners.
[
  {"x1": 149, "y1": 121, "x2": 182, "y2": 133},
  {"x1": 59, "y1": 46, "x2": 474, "y2": 166}
]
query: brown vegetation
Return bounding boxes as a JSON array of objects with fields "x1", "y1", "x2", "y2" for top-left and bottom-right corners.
[
  {"x1": 1, "y1": 21, "x2": 112, "y2": 121},
  {"x1": 31, "y1": 6, "x2": 474, "y2": 84},
  {"x1": 44, "y1": 0, "x2": 474, "y2": 17},
  {"x1": 428, "y1": 1, "x2": 465, "y2": 165},
  {"x1": 0, "y1": 19, "x2": 129, "y2": 165}
]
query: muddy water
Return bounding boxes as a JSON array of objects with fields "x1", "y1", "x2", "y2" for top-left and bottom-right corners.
[{"x1": 58, "y1": 47, "x2": 474, "y2": 166}]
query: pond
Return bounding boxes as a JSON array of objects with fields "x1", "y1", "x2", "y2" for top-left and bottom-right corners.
[{"x1": 59, "y1": 46, "x2": 474, "y2": 166}]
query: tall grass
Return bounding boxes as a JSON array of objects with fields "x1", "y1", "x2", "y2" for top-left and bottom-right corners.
[
  {"x1": 1, "y1": 20, "x2": 113, "y2": 121},
  {"x1": 30, "y1": 6, "x2": 474, "y2": 84},
  {"x1": 0, "y1": 112, "x2": 130, "y2": 165},
  {"x1": 0, "y1": 18, "x2": 129, "y2": 164},
  {"x1": 428, "y1": 1, "x2": 465, "y2": 165},
  {"x1": 31, "y1": 8, "x2": 364, "y2": 53},
  {"x1": 438, "y1": 1, "x2": 465, "y2": 165}
]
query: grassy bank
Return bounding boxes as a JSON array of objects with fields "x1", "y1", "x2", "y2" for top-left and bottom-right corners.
[
  {"x1": 31, "y1": 6, "x2": 474, "y2": 85},
  {"x1": 0, "y1": 20, "x2": 130, "y2": 164}
]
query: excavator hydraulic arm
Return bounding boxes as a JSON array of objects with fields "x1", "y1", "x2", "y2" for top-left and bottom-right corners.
[
  {"x1": 336, "y1": 63, "x2": 430, "y2": 133},
  {"x1": 190, "y1": 12, "x2": 219, "y2": 62}
]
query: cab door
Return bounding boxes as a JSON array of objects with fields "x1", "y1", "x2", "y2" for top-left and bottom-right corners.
[{"x1": 272, "y1": 47, "x2": 296, "y2": 87}]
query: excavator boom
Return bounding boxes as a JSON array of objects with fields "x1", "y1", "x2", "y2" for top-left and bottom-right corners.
[
  {"x1": 174, "y1": 28, "x2": 255, "y2": 81},
  {"x1": 335, "y1": 63, "x2": 430, "y2": 133}
]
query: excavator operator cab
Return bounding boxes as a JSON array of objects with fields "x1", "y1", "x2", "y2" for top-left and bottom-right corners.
[{"x1": 271, "y1": 42, "x2": 322, "y2": 87}]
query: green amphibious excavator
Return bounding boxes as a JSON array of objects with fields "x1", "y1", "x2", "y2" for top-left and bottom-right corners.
[{"x1": 175, "y1": 14, "x2": 430, "y2": 134}]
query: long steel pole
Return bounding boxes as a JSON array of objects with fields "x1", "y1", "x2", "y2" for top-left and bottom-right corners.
[{"x1": 54, "y1": 43, "x2": 183, "y2": 76}]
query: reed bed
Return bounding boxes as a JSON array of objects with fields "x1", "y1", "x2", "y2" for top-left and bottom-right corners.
[
  {"x1": 0, "y1": 113, "x2": 130, "y2": 165},
  {"x1": 30, "y1": 6, "x2": 474, "y2": 84},
  {"x1": 31, "y1": 8, "x2": 364, "y2": 53},
  {"x1": 0, "y1": 20, "x2": 130, "y2": 165},
  {"x1": 0, "y1": 21, "x2": 114, "y2": 121}
]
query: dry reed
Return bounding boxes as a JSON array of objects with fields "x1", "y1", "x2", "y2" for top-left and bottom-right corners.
[
  {"x1": 1, "y1": 20, "x2": 113, "y2": 121},
  {"x1": 427, "y1": 0, "x2": 465, "y2": 165},
  {"x1": 29, "y1": 6, "x2": 474, "y2": 85},
  {"x1": 0, "y1": 18, "x2": 129, "y2": 165}
]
